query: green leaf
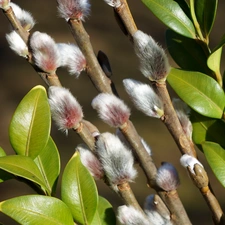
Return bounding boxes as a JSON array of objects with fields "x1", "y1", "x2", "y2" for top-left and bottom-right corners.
[
  {"x1": 194, "y1": 0, "x2": 218, "y2": 37},
  {"x1": 0, "y1": 155, "x2": 48, "y2": 192},
  {"x1": 9, "y1": 85, "x2": 51, "y2": 159},
  {"x1": 167, "y1": 68, "x2": 225, "y2": 118},
  {"x1": 142, "y1": 0, "x2": 196, "y2": 38},
  {"x1": 207, "y1": 47, "x2": 222, "y2": 77},
  {"x1": 191, "y1": 111, "x2": 225, "y2": 150},
  {"x1": 92, "y1": 196, "x2": 116, "y2": 225},
  {"x1": 166, "y1": 29, "x2": 210, "y2": 74},
  {"x1": 0, "y1": 147, "x2": 6, "y2": 157},
  {"x1": 202, "y1": 142, "x2": 225, "y2": 187},
  {"x1": 0, "y1": 195, "x2": 74, "y2": 225},
  {"x1": 174, "y1": 0, "x2": 191, "y2": 20},
  {"x1": 34, "y1": 137, "x2": 60, "y2": 195},
  {"x1": 61, "y1": 151, "x2": 98, "y2": 225}
]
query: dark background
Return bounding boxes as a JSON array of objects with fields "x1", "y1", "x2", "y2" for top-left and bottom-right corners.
[{"x1": 0, "y1": 1, "x2": 225, "y2": 224}]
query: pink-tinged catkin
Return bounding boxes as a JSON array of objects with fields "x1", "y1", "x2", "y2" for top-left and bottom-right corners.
[
  {"x1": 92, "y1": 93, "x2": 130, "y2": 127},
  {"x1": 48, "y1": 86, "x2": 83, "y2": 133},
  {"x1": 30, "y1": 31, "x2": 60, "y2": 74},
  {"x1": 156, "y1": 162, "x2": 180, "y2": 192},
  {"x1": 57, "y1": 0, "x2": 90, "y2": 21},
  {"x1": 77, "y1": 144, "x2": 104, "y2": 179}
]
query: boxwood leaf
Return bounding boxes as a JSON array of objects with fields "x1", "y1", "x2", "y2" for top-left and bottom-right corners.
[
  {"x1": 202, "y1": 142, "x2": 225, "y2": 187},
  {"x1": 142, "y1": 0, "x2": 196, "y2": 38},
  {"x1": 9, "y1": 85, "x2": 51, "y2": 159},
  {"x1": 194, "y1": 0, "x2": 218, "y2": 37},
  {"x1": 61, "y1": 151, "x2": 98, "y2": 224},
  {"x1": 92, "y1": 196, "x2": 116, "y2": 225},
  {"x1": 191, "y1": 111, "x2": 225, "y2": 150},
  {"x1": 0, "y1": 195, "x2": 74, "y2": 225},
  {"x1": 166, "y1": 29, "x2": 210, "y2": 74},
  {"x1": 0, "y1": 155, "x2": 48, "y2": 192},
  {"x1": 167, "y1": 68, "x2": 225, "y2": 118},
  {"x1": 34, "y1": 137, "x2": 60, "y2": 195}
]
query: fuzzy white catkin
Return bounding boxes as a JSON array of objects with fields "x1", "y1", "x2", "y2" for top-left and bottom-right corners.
[
  {"x1": 57, "y1": 0, "x2": 90, "y2": 21},
  {"x1": 172, "y1": 98, "x2": 193, "y2": 140},
  {"x1": 156, "y1": 162, "x2": 180, "y2": 191},
  {"x1": 57, "y1": 43, "x2": 86, "y2": 77},
  {"x1": 123, "y1": 78, "x2": 164, "y2": 118},
  {"x1": 92, "y1": 93, "x2": 131, "y2": 127},
  {"x1": 10, "y1": 2, "x2": 35, "y2": 31},
  {"x1": 6, "y1": 31, "x2": 28, "y2": 57},
  {"x1": 180, "y1": 154, "x2": 203, "y2": 174},
  {"x1": 118, "y1": 205, "x2": 150, "y2": 225},
  {"x1": 30, "y1": 31, "x2": 60, "y2": 74},
  {"x1": 96, "y1": 132, "x2": 137, "y2": 190},
  {"x1": 48, "y1": 86, "x2": 83, "y2": 133},
  {"x1": 103, "y1": 0, "x2": 121, "y2": 8},
  {"x1": 133, "y1": 30, "x2": 170, "y2": 82}
]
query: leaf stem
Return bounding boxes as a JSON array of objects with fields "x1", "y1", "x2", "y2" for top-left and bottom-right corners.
[{"x1": 189, "y1": 0, "x2": 206, "y2": 43}]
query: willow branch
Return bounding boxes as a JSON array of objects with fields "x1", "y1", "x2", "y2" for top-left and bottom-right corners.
[
  {"x1": 3, "y1": 7, "x2": 29, "y2": 43},
  {"x1": 117, "y1": 182, "x2": 147, "y2": 217},
  {"x1": 113, "y1": 0, "x2": 137, "y2": 38},
  {"x1": 158, "y1": 190, "x2": 191, "y2": 225},
  {"x1": 68, "y1": 19, "x2": 113, "y2": 94}
]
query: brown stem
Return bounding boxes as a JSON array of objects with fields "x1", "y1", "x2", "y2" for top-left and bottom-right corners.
[
  {"x1": 154, "y1": 81, "x2": 196, "y2": 157},
  {"x1": 119, "y1": 120, "x2": 157, "y2": 187},
  {"x1": 187, "y1": 164, "x2": 225, "y2": 225},
  {"x1": 114, "y1": 0, "x2": 138, "y2": 38},
  {"x1": 73, "y1": 121, "x2": 96, "y2": 152},
  {"x1": 117, "y1": 182, "x2": 146, "y2": 216},
  {"x1": 3, "y1": 7, "x2": 29, "y2": 43},
  {"x1": 68, "y1": 19, "x2": 113, "y2": 94},
  {"x1": 158, "y1": 190, "x2": 191, "y2": 225}
]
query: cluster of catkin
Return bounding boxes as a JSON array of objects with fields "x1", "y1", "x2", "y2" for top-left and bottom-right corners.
[{"x1": 1, "y1": 0, "x2": 224, "y2": 224}]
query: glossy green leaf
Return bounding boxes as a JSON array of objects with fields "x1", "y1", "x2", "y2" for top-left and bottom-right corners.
[
  {"x1": 61, "y1": 151, "x2": 98, "y2": 224},
  {"x1": 0, "y1": 147, "x2": 6, "y2": 157},
  {"x1": 202, "y1": 142, "x2": 225, "y2": 187},
  {"x1": 92, "y1": 196, "x2": 116, "y2": 225},
  {"x1": 0, "y1": 195, "x2": 74, "y2": 225},
  {"x1": 207, "y1": 48, "x2": 222, "y2": 77},
  {"x1": 194, "y1": 0, "x2": 218, "y2": 36},
  {"x1": 34, "y1": 137, "x2": 60, "y2": 195},
  {"x1": 9, "y1": 85, "x2": 51, "y2": 159},
  {"x1": 142, "y1": 0, "x2": 196, "y2": 38},
  {"x1": 166, "y1": 29, "x2": 210, "y2": 74},
  {"x1": 167, "y1": 68, "x2": 225, "y2": 118},
  {"x1": 174, "y1": 0, "x2": 191, "y2": 20},
  {"x1": 191, "y1": 112, "x2": 225, "y2": 150},
  {"x1": 0, "y1": 155, "x2": 48, "y2": 192}
]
